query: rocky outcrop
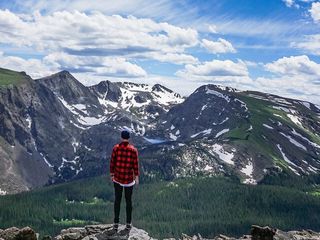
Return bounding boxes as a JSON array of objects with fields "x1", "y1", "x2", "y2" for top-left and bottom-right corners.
[
  {"x1": 182, "y1": 225, "x2": 320, "y2": 240},
  {"x1": 1, "y1": 225, "x2": 320, "y2": 240},
  {"x1": 0, "y1": 227, "x2": 37, "y2": 240}
]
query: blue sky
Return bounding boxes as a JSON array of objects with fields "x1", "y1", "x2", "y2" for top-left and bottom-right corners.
[{"x1": 0, "y1": 0, "x2": 319, "y2": 104}]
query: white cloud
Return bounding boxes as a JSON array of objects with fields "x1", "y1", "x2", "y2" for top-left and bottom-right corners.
[
  {"x1": 207, "y1": 24, "x2": 218, "y2": 33},
  {"x1": 213, "y1": 18, "x2": 311, "y2": 39},
  {"x1": 283, "y1": 0, "x2": 295, "y2": 7},
  {"x1": 254, "y1": 75, "x2": 320, "y2": 105},
  {"x1": 175, "y1": 55, "x2": 320, "y2": 105},
  {"x1": 282, "y1": 0, "x2": 301, "y2": 8},
  {"x1": 175, "y1": 59, "x2": 249, "y2": 84},
  {"x1": 0, "y1": 51, "x2": 147, "y2": 79},
  {"x1": 0, "y1": 9, "x2": 198, "y2": 64},
  {"x1": 0, "y1": 52, "x2": 58, "y2": 78},
  {"x1": 255, "y1": 55, "x2": 320, "y2": 104},
  {"x1": 309, "y1": 2, "x2": 320, "y2": 22},
  {"x1": 265, "y1": 55, "x2": 320, "y2": 76},
  {"x1": 291, "y1": 34, "x2": 320, "y2": 55},
  {"x1": 142, "y1": 52, "x2": 198, "y2": 65},
  {"x1": 201, "y1": 38, "x2": 236, "y2": 54},
  {"x1": 10, "y1": 0, "x2": 200, "y2": 26},
  {"x1": 44, "y1": 52, "x2": 147, "y2": 78}
]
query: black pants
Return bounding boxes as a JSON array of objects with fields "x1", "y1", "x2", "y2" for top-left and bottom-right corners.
[{"x1": 113, "y1": 182, "x2": 133, "y2": 224}]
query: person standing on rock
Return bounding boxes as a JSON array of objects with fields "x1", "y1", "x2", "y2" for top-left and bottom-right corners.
[{"x1": 109, "y1": 129, "x2": 139, "y2": 236}]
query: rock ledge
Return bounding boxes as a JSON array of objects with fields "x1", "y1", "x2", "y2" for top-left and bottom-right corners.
[{"x1": 1, "y1": 224, "x2": 320, "y2": 240}]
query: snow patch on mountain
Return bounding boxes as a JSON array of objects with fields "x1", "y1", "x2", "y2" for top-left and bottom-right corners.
[
  {"x1": 213, "y1": 117, "x2": 229, "y2": 125},
  {"x1": 291, "y1": 128, "x2": 320, "y2": 149},
  {"x1": 78, "y1": 116, "x2": 106, "y2": 126},
  {"x1": 25, "y1": 115, "x2": 32, "y2": 129},
  {"x1": 272, "y1": 97, "x2": 292, "y2": 105},
  {"x1": 83, "y1": 145, "x2": 92, "y2": 151},
  {"x1": 40, "y1": 153, "x2": 54, "y2": 168},
  {"x1": 241, "y1": 160, "x2": 256, "y2": 184},
  {"x1": 191, "y1": 129, "x2": 212, "y2": 138},
  {"x1": 272, "y1": 105, "x2": 290, "y2": 113},
  {"x1": 300, "y1": 101, "x2": 311, "y2": 109},
  {"x1": 205, "y1": 86, "x2": 230, "y2": 102},
  {"x1": 58, "y1": 157, "x2": 78, "y2": 172},
  {"x1": 71, "y1": 139, "x2": 79, "y2": 153},
  {"x1": 248, "y1": 94, "x2": 268, "y2": 101},
  {"x1": 144, "y1": 137, "x2": 167, "y2": 144},
  {"x1": 69, "y1": 120, "x2": 87, "y2": 130},
  {"x1": 211, "y1": 144, "x2": 235, "y2": 165},
  {"x1": 169, "y1": 133, "x2": 178, "y2": 141},
  {"x1": 73, "y1": 104, "x2": 87, "y2": 112},
  {"x1": 152, "y1": 87, "x2": 184, "y2": 106},
  {"x1": 280, "y1": 132, "x2": 307, "y2": 151},
  {"x1": 215, "y1": 85, "x2": 241, "y2": 92},
  {"x1": 276, "y1": 144, "x2": 300, "y2": 175},
  {"x1": 215, "y1": 128, "x2": 229, "y2": 138},
  {"x1": 0, "y1": 188, "x2": 7, "y2": 195},
  {"x1": 263, "y1": 124, "x2": 274, "y2": 129},
  {"x1": 120, "y1": 88, "x2": 136, "y2": 110},
  {"x1": 98, "y1": 96, "x2": 118, "y2": 108},
  {"x1": 234, "y1": 98, "x2": 248, "y2": 111},
  {"x1": 196, "y1": 104, "x2": 208, "y2": 120},
  {"x1": 58, "y1": 96, "x2": 106, "y2": 127},
  {"x1": 287, "y1": 114, "x2": 303, "y2": 126},
  {"x1": 273, "y1": 113, "x2": 283, "y2": 118},
  {"x1": 123, "y1": 82, "x2": 152, "y2": 92}
]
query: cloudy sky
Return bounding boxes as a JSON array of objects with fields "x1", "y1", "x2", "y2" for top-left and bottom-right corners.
[{"x1": 0, "y1": 0, "x2": 319, "y2": 104}]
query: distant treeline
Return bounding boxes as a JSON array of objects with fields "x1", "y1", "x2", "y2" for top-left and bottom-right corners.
[{"x1": 1, "y1": 173, "x2": 320, "y2": 239}]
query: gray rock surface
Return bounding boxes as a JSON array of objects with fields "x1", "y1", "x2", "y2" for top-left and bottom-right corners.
[{"x1": 1, "y1": 225, "x2": 320, "y2": 240}]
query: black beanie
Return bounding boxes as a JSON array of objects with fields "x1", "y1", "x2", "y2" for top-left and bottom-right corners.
[{"x1": 121, "y1": 130, "x2": 130, "y2": 139}]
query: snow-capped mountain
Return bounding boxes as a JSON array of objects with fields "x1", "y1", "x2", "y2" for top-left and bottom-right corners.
[
  {"x1": 0, "y1": 67, "x2": 319, "y2": 194},
  {"x1": 143, "y1": 84, "x2": 320, "y2": 184},
  {"x1": 0, "y1": 68, "x2": 184, "y2": 194}
]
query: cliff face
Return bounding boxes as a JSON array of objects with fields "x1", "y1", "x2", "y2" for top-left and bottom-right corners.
[{"x1": 1, "y1": 224, "x2": 320, "y2": 240}]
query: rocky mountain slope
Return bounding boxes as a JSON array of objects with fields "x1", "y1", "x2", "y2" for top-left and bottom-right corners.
[
  {"x1": 0, "y1": 67, "x2": 319, "y2": 194},
  {"x1": 1, "y1": 224, "x2": 320, "y2": 240}
]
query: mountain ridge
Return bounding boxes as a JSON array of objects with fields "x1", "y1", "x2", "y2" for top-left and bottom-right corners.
[{"x1": 0, "y1": 67, "x2": 319, "y2": 195}]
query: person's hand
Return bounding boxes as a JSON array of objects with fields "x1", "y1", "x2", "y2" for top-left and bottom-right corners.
[
  {"x1": 110, "y1": 174, "x2": 114, "y2": 182},
  {"x1": 135, "y1": 176, "x2": 139, "y2": 185}
]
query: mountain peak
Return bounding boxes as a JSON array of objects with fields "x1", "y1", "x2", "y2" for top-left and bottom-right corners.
[
  {"x1": 35, "y1": 70, "x2": 76, "y2": 83},
  {"x1": 152, "y1": 83, "x2": 173, "y2": 93},
  {"x1": 53, "y1": 70, "x2": 74, "y2": 78}
]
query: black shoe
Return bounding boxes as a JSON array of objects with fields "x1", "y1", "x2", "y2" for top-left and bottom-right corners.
[
  {"x1": 105, "y1": 227, "x2": 118, "y2": 236},
  {"x1": 117, "y1": 227, "x2": 131, "y2": 237}
]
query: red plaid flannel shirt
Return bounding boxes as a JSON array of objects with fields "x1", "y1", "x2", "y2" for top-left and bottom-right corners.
[{"x1": 110, "y1": 141, "x2": 139, "y2": 184}]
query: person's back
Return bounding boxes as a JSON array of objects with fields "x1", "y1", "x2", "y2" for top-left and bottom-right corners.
[
  {"x1": 108, "y1": 130, "x2": 139, "y2": 237},
  {"x1": 110, "y1": 141, "x2": 139, "y2": 186}
]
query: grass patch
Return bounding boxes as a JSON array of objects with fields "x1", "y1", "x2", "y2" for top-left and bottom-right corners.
[
  {"x1": 53, "y1": 218, "x2": 93, "y2": 226},
  {"x1": 0, "y1": 68, "x2": 27, "y2": 87}
]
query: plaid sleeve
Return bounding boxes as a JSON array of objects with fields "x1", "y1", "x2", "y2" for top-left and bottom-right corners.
[
  {"x1": 133, "y1": 148, "x2": 139, "y2": 176},
  {"x1": 110, "y1": 146, "x2": 116, "y2": 175}
]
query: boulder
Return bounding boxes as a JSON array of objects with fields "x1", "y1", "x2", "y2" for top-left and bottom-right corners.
[
  {"x1": 251, "y1": 225, "x2": 275, "y2": 240},
  {"x1": 15, "y1": 227, "x2": 37, "y2": 240},
  {"x1": 0, "y1": 227, "x2": 20, "y2": 240}
]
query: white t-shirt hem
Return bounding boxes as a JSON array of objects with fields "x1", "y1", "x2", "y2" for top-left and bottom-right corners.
[{"x1": 113, "y1": 179, "x2": 135, "y2": 187}]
